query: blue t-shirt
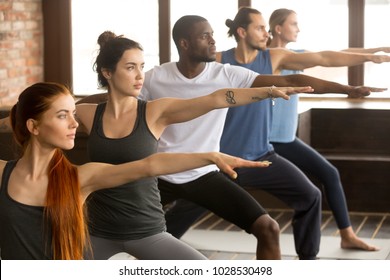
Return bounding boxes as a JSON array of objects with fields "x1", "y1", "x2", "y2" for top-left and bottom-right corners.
[{"x1": 220, "y1": 48, "x2": 273, "y2": 160}]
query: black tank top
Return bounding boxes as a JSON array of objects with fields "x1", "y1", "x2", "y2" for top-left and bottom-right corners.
[
  {"x1": 0, "y1": 160, "x2": 52, "y2": 259},
  {"x1": 86, "y1": 99, "x2": 165, "y2": 240}
]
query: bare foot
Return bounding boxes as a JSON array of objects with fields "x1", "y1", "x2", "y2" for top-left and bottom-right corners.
[
  {"x1": 340, "y1": 227, "x2": 380, "y2": 251},
  {"x1": 341, "y1": 236, "x2": 380, "y2": 251}
]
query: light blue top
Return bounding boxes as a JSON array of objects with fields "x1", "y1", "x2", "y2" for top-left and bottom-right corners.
[{"x1": 270, "y1": 49, "x2": 304, "y2": 143}]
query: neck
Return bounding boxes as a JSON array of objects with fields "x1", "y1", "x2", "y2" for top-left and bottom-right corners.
[
  {"x1": 234, "y1": 42, "x2": 260, "y2": 64},
  {"x1": 269, "y1": 37, "x2": 288, "y2": 48},
  {"x1": 176, "y1": 60, "x2": 207, "y2": 79},
  {"x1": 19, "y1": 144, "x2": 55, "y2": 180},
  {"x1": 106, "y1": 94, "x2": 137, "y2": 119}
]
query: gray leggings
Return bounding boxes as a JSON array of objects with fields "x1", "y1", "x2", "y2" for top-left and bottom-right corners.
[{"x1": 89, "y1": 232, "x2": 207, "y2": 260}]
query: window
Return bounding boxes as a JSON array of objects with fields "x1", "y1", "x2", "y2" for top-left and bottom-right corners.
[
  {"x1": 170, "y1": 0, "x2": 237, "y2": 61},
  {"x1": 364, "y1": 0, "x2": 390, "y2": 97},
  {"x1": 71, "y1": 0, "x2": 159, "y2": 95},
  {"x1": 69, "y1": 0, "x2": 389, "y2": 97}
]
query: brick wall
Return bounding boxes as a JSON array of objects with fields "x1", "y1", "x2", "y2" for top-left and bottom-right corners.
[{"x1": 0, "y1": 0, "x2": 43, "y2": 108}]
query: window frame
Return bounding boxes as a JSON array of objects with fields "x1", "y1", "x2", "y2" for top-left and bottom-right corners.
[{"x1": 42, "y1": 0, "x2": 367, "y2": 95}]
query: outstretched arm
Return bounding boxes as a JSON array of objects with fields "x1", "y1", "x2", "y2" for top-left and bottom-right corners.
[
  {"x1": 79, "y1": 152, "x2": 271, "y2": 197},
  {"x1": 147, "y1": 86, "x2": 313, "y2": 131},
  {"x1": 252, "y1": 74, "x2": 387, "y2": 98},
  {"x1": 342, "y1": 47, "x2": 390, "y2": 54},
  {"x1": 276, "y1": 49, "x2": 390, "y2": 72}
]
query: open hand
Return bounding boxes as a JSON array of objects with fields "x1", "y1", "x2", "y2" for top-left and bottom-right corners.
[
  {"x1": 212, "y1": 152, "x2": 271, "y2": 179},
  {"x1": 272, "y1": 86, "x2": 314, "y2": 100},
  {"x1": 347, "y1": 86, "x2": 388, "y2": 98},
  {"x1": 371, "y1": 55, "x2": 390, "y2": 63}
]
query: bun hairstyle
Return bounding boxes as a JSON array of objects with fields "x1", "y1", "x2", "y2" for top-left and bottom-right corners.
[
  {"x1": 94, "y1": 31, "x2": 143, "y2": 88},
  {"x1": 97, "y1": 30, "x2": 120, "y2": 49},
  {"x1": 225, "y1": 7, "x2": 261, "y2": 43},
  {"x1": 225, "y1": 18, "x2": 237, "y2": 38}
]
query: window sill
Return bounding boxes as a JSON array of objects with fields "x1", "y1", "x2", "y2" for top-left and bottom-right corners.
[{"x1": 298, "y1": 93, "x2": 390, "y2": 113}]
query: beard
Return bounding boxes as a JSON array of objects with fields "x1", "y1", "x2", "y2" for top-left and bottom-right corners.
[
  {"x1": 248, "y1": 40, "x2": 267, "y2": 51},
  {"x1": 191, "y1": 53, "x2": 216, "y2": 63}
]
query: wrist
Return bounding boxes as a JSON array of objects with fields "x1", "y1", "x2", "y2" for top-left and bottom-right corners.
[{"x1": 268, "y1": 85, "x2": 276, "y2": 105}]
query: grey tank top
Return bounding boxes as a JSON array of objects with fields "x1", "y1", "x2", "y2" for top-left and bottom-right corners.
[
  {"x1": 0, "y1": 160, "x2": 52, "y2": 259},
  {"x1": 86, "y1": 99, "x2": 166, "y2": 240}
]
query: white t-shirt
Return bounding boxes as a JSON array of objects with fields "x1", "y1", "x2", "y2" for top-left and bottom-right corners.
[{"x1": 141, "y1": 61, "x2": 257, "y2": 183}]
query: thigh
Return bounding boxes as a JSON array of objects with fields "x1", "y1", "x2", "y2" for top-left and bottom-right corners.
[
  {"x1": 272, "y1": 138, "x2": 337, "y2": 179},
  {"x1": 160, "y1": 172, "x2": 266, "y2": 232},
  {"x1": 159, "y1": 178, "x2": 180, "y2": 205},
  {"x1": 123, "y1": 232, "x2": 207, "y2": 260},
  {"x1": 236, "y1": 152, "x2": 321, "y2": 209},
  {"x1": 89, "y1": 235, "x2": 124, "y2": 260}
]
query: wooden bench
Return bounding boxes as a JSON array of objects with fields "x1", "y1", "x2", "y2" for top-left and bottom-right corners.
[{"x1": 295, "y1": 98, "x2": 390, "y2": 212}]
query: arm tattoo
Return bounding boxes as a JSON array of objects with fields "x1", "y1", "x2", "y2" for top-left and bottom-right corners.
[{"x1": 225, "y1": 90, "x2": 236, "y2": 104}]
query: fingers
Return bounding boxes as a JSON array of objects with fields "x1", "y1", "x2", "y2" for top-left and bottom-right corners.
[
  {"x1": 227, "y1": 160, "x2": 271, "y2": 179},
  {"x1": 260, "y1": 160, "x2": 272, "y2": 166},
  {"x1": 369, "y1": 87, "x2": 387, "y2": 92},
  {"x1": 293, "y1": 86, "x2": 313, "y2": 93},
  {"x1": 230, "y1": 172, "x2": 238, "y2": 179}
]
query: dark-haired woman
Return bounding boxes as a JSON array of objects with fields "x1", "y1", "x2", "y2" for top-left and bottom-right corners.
[{"x1": 73, "y1": 30, "x2": 314, "y2": 260}]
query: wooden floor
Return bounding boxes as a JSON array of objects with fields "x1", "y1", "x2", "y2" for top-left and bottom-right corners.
[{"x1": 189, "y1": 209, "x2": 390, "y2": 260}]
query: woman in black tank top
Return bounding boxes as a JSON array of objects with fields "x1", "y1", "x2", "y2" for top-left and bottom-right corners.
[
  {"x1": 0, "y1": 82, "x2": 271, "y2": 259},
  {"x1": 73, "y1": 30, "x2": 309, "y2": 260}
]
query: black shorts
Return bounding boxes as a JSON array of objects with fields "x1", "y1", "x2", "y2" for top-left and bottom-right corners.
[{"x1": 158, "y1": 171, "x2": 267, "y2": 233}]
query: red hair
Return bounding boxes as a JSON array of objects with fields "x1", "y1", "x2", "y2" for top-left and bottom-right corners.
[
  {"x1": 10, "y1": 82, "x2": 90, "y2": 259},
  {"x1": 45, "y1": 149, "x2": 89, "y2": 259}
]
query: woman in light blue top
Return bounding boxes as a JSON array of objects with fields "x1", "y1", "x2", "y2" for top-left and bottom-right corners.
[{"x1": 268, "y1": 8, "x2": 389, "y2": 251}]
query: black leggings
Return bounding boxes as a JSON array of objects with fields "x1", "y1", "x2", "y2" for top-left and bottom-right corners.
[
  {"x1": 164, "y1": 152, "x2": 322, "y2": 259},
  {"x1": 159, "y1": 171, "x2": 267, "y2": 234},
  {"x1": 272, "y1": 137, "x2": 350, "y2": 229}
]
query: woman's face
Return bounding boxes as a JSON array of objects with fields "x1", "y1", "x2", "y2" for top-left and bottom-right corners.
[
  {"x1": 33, "y1": 93, "x2": 78, "y2": 151},
  {"x1": 109, "y1": 48, "x2": 145, "y2": 97},
  {"x1": 279, "y1": 13, "x2": 300, "y2": 43}
]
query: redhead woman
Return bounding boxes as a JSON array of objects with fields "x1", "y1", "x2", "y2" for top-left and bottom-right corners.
[{"x1": 0, "y1": 82, "x2": 271, "y2": 259}]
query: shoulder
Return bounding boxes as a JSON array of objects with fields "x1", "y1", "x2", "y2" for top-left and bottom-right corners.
[
  {"x1": 75, "y1": 103, "x2": 99, "y2": 119},
  {"x1": 269, "y1": 47, "x2": 295, "y2": 56},
  {"x1": 146, "y1": 62, "x2": 175, "y2": 75},
  {"x1": 76, "y1": 93, "x2": 108, "y2": 104},
  {"x1": 289, "y1": 49, "x2": 306, "y2": 53},
  {"x1": 216, "y1": 51, "x2": 222, "y2": 62},
  {"x1": 75, "y1": 103, "x2": 99, "y2": 133}
]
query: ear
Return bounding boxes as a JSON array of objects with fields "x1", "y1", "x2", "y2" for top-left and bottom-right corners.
[
  {"x1": 179, "y1": 38, "x2": 189, "y2": 51},
  {"x1": 26, "y1": 119, "x2": 39, "y2": 135},
  {"x1": 237, "y1": 27, "x2": 246, "y2": 39},
  {"x1": 275, "y1": 25, "x2": 282, "y2": 35},
  {"x1": 101, "y1": 68, "x2": 111, "y2": 80}
]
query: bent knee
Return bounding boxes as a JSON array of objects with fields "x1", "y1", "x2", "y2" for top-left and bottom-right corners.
[
  {"x1": 251, "y1": 214, "x2": 280, "y2": 238},
  {"x1": 307, "y1": 185, "x2": 322, "y2": 201}
]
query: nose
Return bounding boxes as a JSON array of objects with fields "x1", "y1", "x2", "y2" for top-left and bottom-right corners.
[
  {"x1": 209, "y1": 35, "x2": 216, "y2": 45},
  {"x1": 135, "y1": 67, "x2": 144, "y2": 80},
  {"x1": 70, "y1": 115, "x2": 79, "y2": 129}
]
